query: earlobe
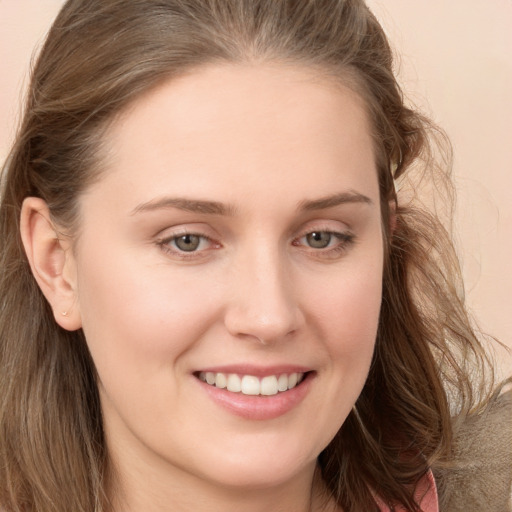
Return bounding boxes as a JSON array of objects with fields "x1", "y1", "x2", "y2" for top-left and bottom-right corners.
[{"x1": 20, "y1": 197, "x2": 82, "y2": 331}]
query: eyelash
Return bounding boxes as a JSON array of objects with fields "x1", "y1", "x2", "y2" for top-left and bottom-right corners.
[
  {"x1": 293, "y1": 230, "x2": 356, "y2": 258},
  {"x1": 157, "y1": 232, "x2": 218, "y2": 260},
  {"x1": 156, "y1": 229, "x2": 356, "y2": 260}
]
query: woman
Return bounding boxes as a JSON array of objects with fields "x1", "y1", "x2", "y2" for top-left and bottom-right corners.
[{"x1": 0, "y1": 1, "x2": 509, "y2": 511}]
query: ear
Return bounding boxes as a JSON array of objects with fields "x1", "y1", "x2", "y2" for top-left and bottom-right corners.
[{"x1": 20, "y1": 197, "x2": 82, "y2": 331}]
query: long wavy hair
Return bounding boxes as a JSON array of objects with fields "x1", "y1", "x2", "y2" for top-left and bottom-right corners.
[{"x1": 0, "y1": 1, "x2": 495, "y2": 510}]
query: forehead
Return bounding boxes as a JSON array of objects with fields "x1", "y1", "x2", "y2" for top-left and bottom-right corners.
[{"x1": 93, "y1": 63, "x2": 378, "y2": 209}]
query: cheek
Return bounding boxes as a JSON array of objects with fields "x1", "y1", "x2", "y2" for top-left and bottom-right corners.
[
  {"x1": 308, "y1": 258, "x2": 383, "y2": 356},
  {"x1": 74, "y1": 247, "x2": 221, "y2": 378},
  {"x1": 293, "y1": 257, "x2": 383, "y2": 452}
]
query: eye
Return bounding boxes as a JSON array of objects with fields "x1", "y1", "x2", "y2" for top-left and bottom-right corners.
[
  {"x1": 293, "y1": 229, "x2": 356, "y2": 257},
  {"x1": 305, "y1": 231, "x2": 334, "y2": 249},
  {"x1": 173, "y1": 234, "x2": 203, "y2": 252},
  {"x1": 157, "y1": 231, "x2": 219, "y2": 258}
]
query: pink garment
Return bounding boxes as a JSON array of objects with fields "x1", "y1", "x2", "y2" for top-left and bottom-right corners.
[{"x1": 376, "y1": 470, "x2": 439, "y2": 512}]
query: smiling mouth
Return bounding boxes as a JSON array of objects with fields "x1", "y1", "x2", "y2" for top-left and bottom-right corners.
[{"x1": 196, "y1": 371, "x2": 307, "y2": 396}]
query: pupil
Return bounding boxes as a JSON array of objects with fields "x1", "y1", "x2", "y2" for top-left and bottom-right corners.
[
  {"x1": 307, "y1": 232, "x2": 331, "y2": 249},
  {"x1": 176, "y1": 234, "x2": 200, "y2": 252}
]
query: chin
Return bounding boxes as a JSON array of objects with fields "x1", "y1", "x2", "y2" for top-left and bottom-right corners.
[
  {"x1": 204, "y1": 461, "x2": 313, "y2": 492},
  {"x1": 189, "y1": 437, "x2": 319, "y2": 491}
]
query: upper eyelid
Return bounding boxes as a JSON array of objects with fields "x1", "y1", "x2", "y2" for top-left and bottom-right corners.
[
  {"x1": 293, "y1": 230, "x2": 354, "y2": 245},
  {"x1": 158, "y1": 232, "x2": 215, "y2": 246},
  {"x1": 294, "y1": 215, "x2": 352, "y2": 230},
  {"x1": 293, "y1": 221, "x2": 351, "y2": 238},
  {"x1": 154, "y1": 216, "x2": 354, "y2": 241},
  {"x1": 155, "y1": 223, "x2": 218, "y2": 239},
  {"x1": 155, "y1": 223, "x2": 351, "y2": 240}
]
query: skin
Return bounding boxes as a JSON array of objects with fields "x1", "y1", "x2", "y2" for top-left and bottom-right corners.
[{"x1": 22, "y1": 63, "x2": 385, "y2": 512}]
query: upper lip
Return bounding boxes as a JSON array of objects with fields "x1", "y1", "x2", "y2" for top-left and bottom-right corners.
[{"x1": 194, "y1": 364, "x2": 312, "y2": 377}]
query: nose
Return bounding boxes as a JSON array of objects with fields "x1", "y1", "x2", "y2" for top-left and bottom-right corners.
[{"x1": 223, "y1": 246, "x2": 303, "y2": 345}]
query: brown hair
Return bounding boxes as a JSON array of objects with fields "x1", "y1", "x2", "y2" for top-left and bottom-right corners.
[{"x1": 0, "y1": 1, "x2": 496, "y2": 511}]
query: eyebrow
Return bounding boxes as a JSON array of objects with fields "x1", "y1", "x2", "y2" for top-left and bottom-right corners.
[
  {"x1": 131, "y1": 197, "x2": 236, "y2": 216},
  {"x1": 298, "y1": 191, "x2": 373, "y2": 211},
  {"x1": 131, "y1": 190, "x2": 372, "y2": 216}
]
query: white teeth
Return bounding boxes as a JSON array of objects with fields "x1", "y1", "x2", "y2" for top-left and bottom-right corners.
[
  {"x1": 198, "y1": 371, "x2": 305, "y2": 396},
  {"x1": 261, "y1": 375, "x2": 278, "y2": 395},
  {"x1": 215, "y1": 372, "x2": 227, "y2": 389},
  {"x1": 241, "y1": 375, "x2": 260, "y2": 395},
  {"x1": 227, "y1": 373, "x2": 241, "y2": 393},
  {"x1": 277, "y1": 374, "x2": 288, "y2": 392}
]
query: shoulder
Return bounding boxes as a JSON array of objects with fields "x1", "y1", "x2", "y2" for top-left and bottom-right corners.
[{"x1": 435, "y1": 387, "x2": 512, "y2": 512}]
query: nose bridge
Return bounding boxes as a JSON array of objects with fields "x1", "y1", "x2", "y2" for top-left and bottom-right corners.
[{"x1": 225, "y1": 239, "x2": 301, "y2": 343}]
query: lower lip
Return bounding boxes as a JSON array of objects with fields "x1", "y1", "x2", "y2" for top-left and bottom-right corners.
[{"x1": 196, "y1": 373, "x2": 314, "y2": 421}]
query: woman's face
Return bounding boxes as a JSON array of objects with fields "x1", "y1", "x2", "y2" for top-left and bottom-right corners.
[{"x1": 69, "y1": 64, "x2": 384, "y2": 493}]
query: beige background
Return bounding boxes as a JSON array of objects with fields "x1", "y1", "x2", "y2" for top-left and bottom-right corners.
[{"x1": 1, "y1": 1, "x2": 511, "y2": 376}]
